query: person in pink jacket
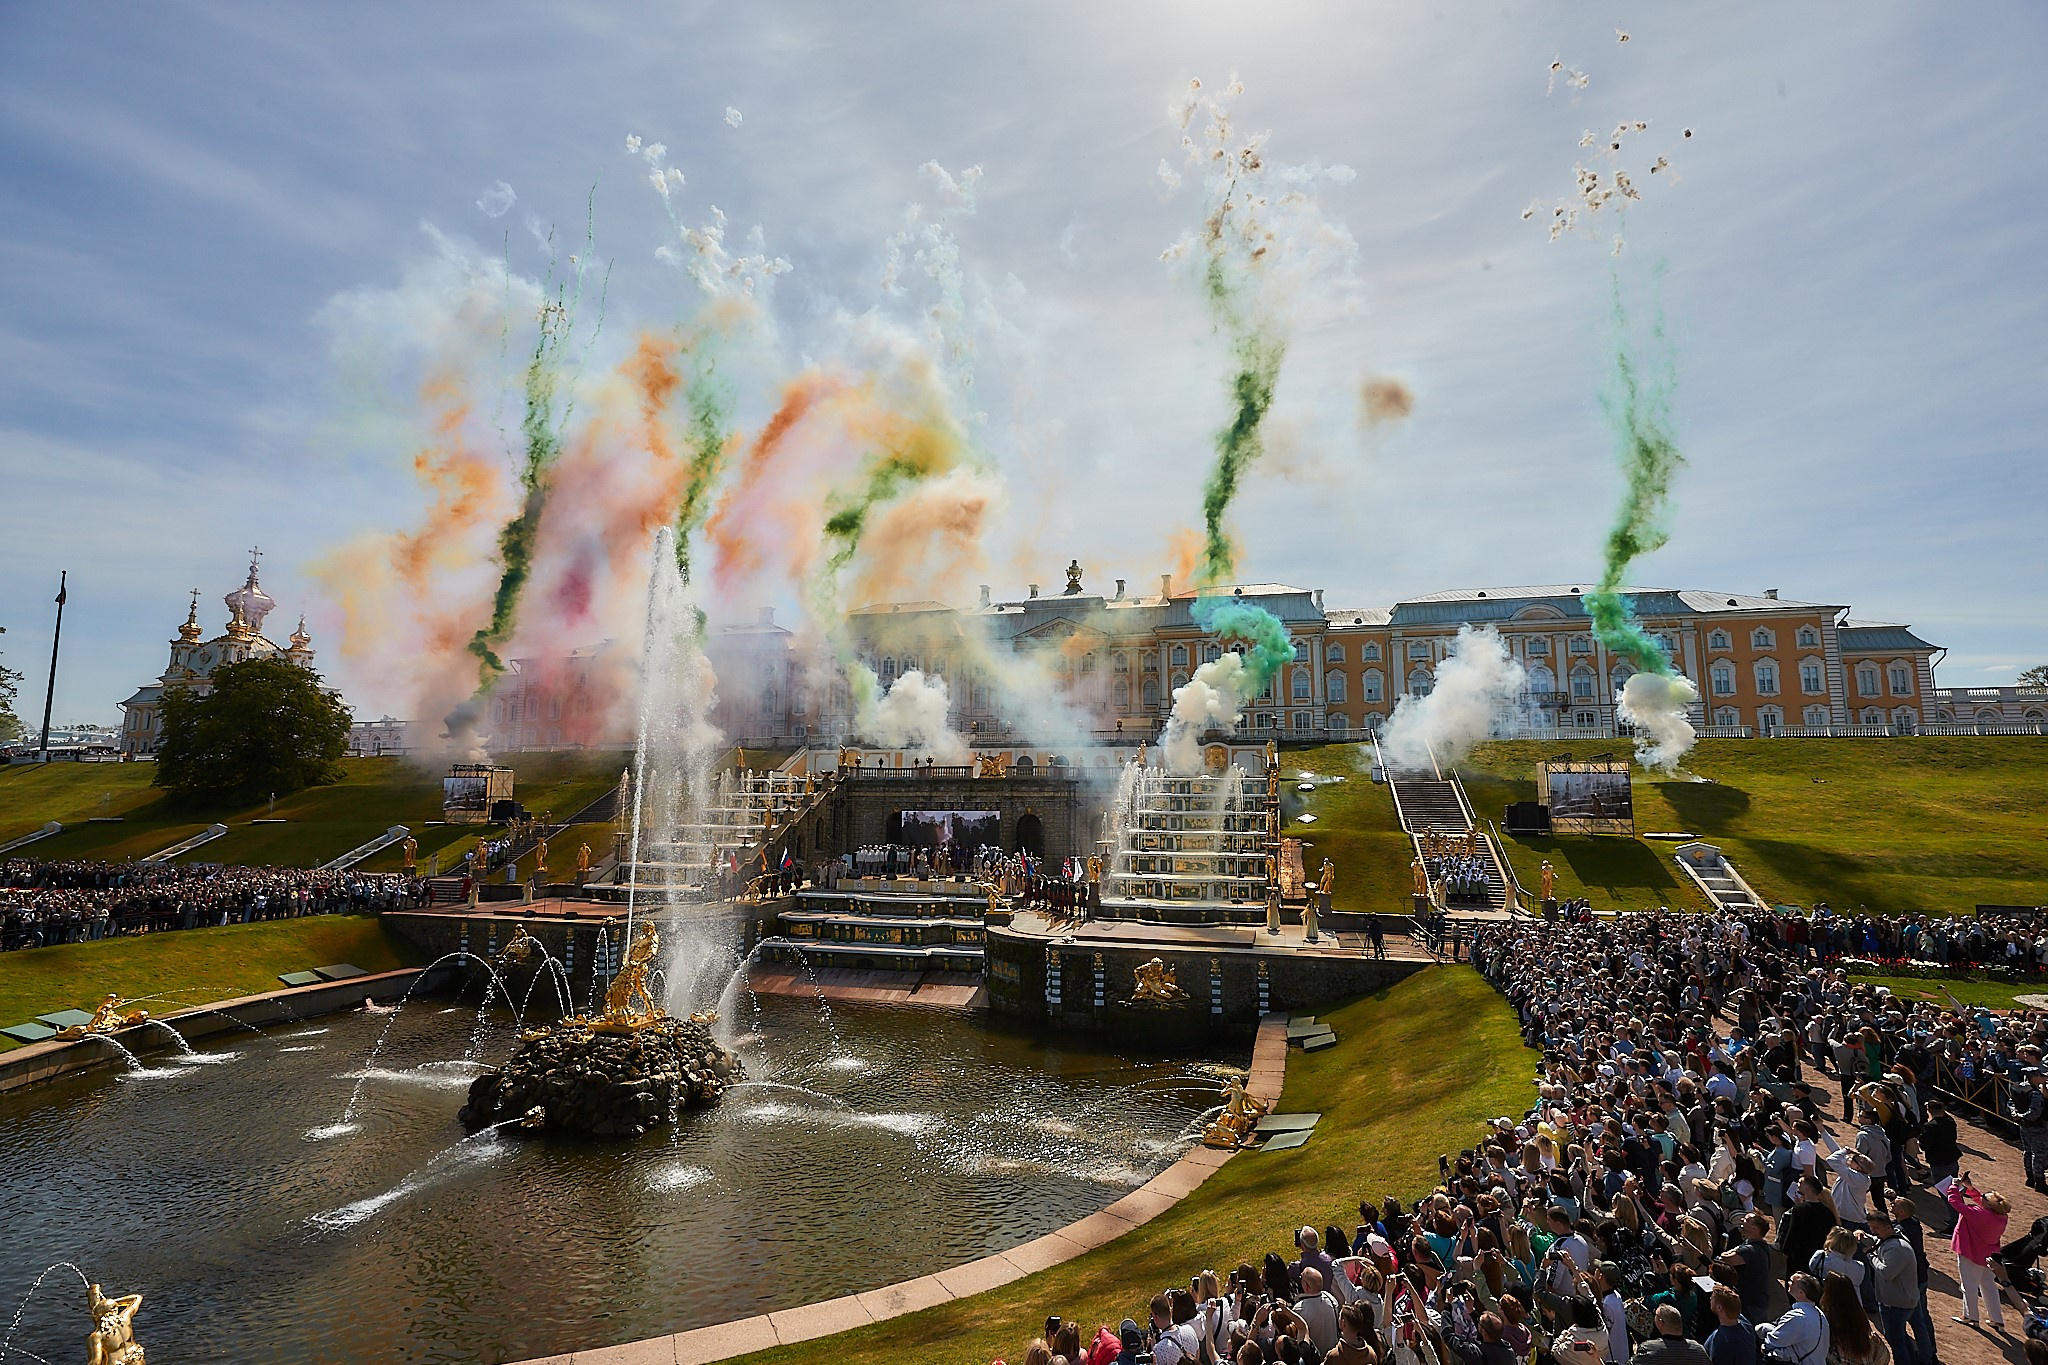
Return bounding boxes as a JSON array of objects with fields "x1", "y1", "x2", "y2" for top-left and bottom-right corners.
[{"x1": 1945, "y1": 1171, "x2": 2012, "y2": 1328}]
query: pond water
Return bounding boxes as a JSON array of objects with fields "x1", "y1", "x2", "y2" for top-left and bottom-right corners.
[{"x1": 0, "y1": 995, "x2": 1222, "y2": 1363}]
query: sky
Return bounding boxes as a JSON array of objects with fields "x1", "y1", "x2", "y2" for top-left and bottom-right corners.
[{"x1": 1, "y1": 0, "x2": 2044, "y2": 727}]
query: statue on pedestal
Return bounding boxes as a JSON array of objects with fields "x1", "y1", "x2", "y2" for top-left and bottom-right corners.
[
  {"x1": 87, "y1": 1283, "x2": 146, "y2": 1365},
  {"x1": 534, "y1": 835, "x2": 549, "y2": 873},
  {"x1": 1540, "y1": 859, "x2": 1554, "y2": 901},
  {"x1": 402, "y1": 836, "x2": 418, "y2": 873},
  {"x1": 577, "y1": 842, "x2": 592, "y2": 875},
  {"x1": 1265, "y1": 885, "x2": 1282, "y2": 936},
  {"x1": 1411, "y1": 855, "x2": 1429, "y2": 898}
]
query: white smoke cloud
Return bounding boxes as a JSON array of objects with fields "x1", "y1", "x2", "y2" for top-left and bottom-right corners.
[
  {"x1": 475, "y1": 181, "x2": 516, "y2": 219},
  {"x1": 1160, "y1": 652, "x2": 1253, "y2": 776},
  {"x1": 1617, "y1": 671, "x2": 1699, "y2": 773},
  {"x1": 723, "y1": 106, "x2": 743, "y2": 128},
  {"x1": 1378, "y1": 626, "x2": 1527, "y2": 771},
  {"x1": 855, "y1": 666, "x2": 969, "y2": 762}
]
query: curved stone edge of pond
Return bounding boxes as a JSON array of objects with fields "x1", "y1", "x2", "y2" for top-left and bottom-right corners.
[
  {"x1": 512, "y1": 1013, "x2": 1292, "y2": 1365},
  {"x1": 0, "y1": 966, "x2": 430, "y2": 1096}
]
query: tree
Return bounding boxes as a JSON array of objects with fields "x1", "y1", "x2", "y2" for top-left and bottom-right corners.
[
  {"x1": 154, "y1": 657, "x2": 351, "y2": 807},
  {"x1": 2021, "y1": 664, "x2": 2048, "y2": 691},
  {"x1": 0, "y1": 656, "x2": 21, "y2": 742}
]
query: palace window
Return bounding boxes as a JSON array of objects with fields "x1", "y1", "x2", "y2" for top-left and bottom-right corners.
[
  {"x1": 1112, "y1": 652, "x2": 1128, "y2": 673},
  {"x1": 1856, "y1": 663, "x2": 1880, "y2": 696},
  {"x1": 1754, "y1": 660, "x2": 1780, "y2": 696},
  {"x1": 1568, "y1": 635, "x2": 1593, "y2": 655},
  {"x1": 1652, "y1": 632, "x2": 1676, "y2": 656},
  {"x1": 1799, "y1": 659, "x2": 1824, "y2": 694},
  {"x1": 1863, "y1": 707, "x2": 1884, "y2": 724},
  {"x1": 972, "y1": 685, "x2": 990, "y2": 710},
  {"x1": 1172, "y1": 673, "x2": 1188, "y2": 690},
  {"x1": 1326, "y1": 671, "x2": 1347, "y2": 704},
  {"x1": 1327, "y1": 643, "x2": 1346, "y2": 663},
  {"x1": 880, "y1": 658, "x2": 897, "y2": 683},
  {"x1": 1895, "y1": 709, "x2": 1920, "y2": 734},
  {"x1": 1204, "y1": 644, "x2": 1221, "y2": 664},
  {"x1": 1293, "y1": 713, "x2": 1312, "y2": 732},
  {"x1": 1710, "y1": 662, "x2": 1735, "y2": 696},
  {"x1": 1803, "y1": 705, "x2": 1829, "y2": 727},
  {"x1": 1575, "y1": 711, "x2": 1597, "y2": 728},
  {"x1": 1361, "y1": 642, "x2": 1381, "y2": 661},
  {"x1": 1526, "y1": 637, "x2": 1550, "y2": 656},
  {"x1": 1889, "y1": 662, "x2": 1913, "y2": 695},
  {"x1": 1752, "y1": 628, "x2": 1776, "y2": 650},
  {"x1": 1570, "y1": 666, "x2": 1596, "y2": 700},
  {"x1": 1611, "y1": 664, "x2": 1635, "y2": 693},
  {"x1": 1757, "y1": 706, "x2": 1784, "y2": 734},
  {"x1": 1407, "y1": 640, "x2": 1431, "y2": 660},
  {"x1": 1291, "y1": 670, "x2": 1311, "y2": 701},
  {"x1": 548, "y1": 697, "x2": 561, "y2": 720},
  {"x1": 1328, "y1": 714, "x2": 1349, "y2": 735},
  {"x1": 1080, "y1": 653, "x2": 1096, "y2": 674},
  {"x1": 1408, "y1": 667, "x2": 1433, "y2": 696},
  {"x1": 1714, "y1": 707, "x2": 1740, "y2": 727},
  {"x1": 1708, "y1": 629, "x2": 1731, "y2": 651},
  {"x1": 1257, "y1": 713, "x2": 1276, "y2": 731},
  {"x1": 1363, "y1": 669, "x2": 1383, "y2": 703},
  {"x1": 1527, "y1": 663, "x2": 1557, "y2": 694},
  {"x1": 1142, "y1": 678, "x2": 1159, "y2": 707},
  {"x1": 1171, "y1": 643, "x2": 1188, "y2": 666},
  {"x1": 1797, "y1": 625, "x2": 1820, "y2": 648}
]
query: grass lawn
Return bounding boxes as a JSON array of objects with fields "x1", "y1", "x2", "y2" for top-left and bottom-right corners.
[
  {"x1": 733, "y1": 966, "x2": 1532, "y2": 1365},
  {"x1": 1847, "y1": 972, "x2": 2047, "y2": 1011},
  {"x1": 1452, "y1": 738, "x2": 2048, "y2": 917},
  {"x1": 0, "y1": 915, "x2": 426, "y2": 1049},
  {"x1": 1278, "y1": 744, "x2": 1415, "y2": 916},
  {"x1": 0, "y1": 752, "x2": 627, "y2": 869}
]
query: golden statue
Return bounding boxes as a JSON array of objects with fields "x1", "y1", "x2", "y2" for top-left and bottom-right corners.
[
  {"x1": 1128, "y1": 957, "x2": 1191, "y2": 1006},
  {"x1": 1202, "y1": 1076, "x2": 1273, "y2": 1149},
  {"x1": 495, "y1": 926, "x2": 540, "y2": 968},
  {"x1": 402, "y1": 835, "x2": 418, "y2": 873},
  {"x1": 1317, "y1": 857, "x2": 1336, "y2": 898},
  {"x1": 534, "y1": 835, "x2": 549, "y2": 873},
  {"x1": 576, "y1": 923, "x2": 671, "y2": 1035},
  {"x1": 1540, "y1": 859, "x2": 1555, "y2": 900},
  {"x1": 1065, "y1": 558, "x2": 1084, "y2": 594},
  {"x1": 87, "y1": 1283, "x2": 146, "y2": 1365},
  {"x1": 58, "y1": 993, "x2": 149, "y2": 1039},
  {"x1": 1086, "y1": 853, "x2": 1102, "y2": 884},
  {"x1": 577, "y1": 842, "x2": 592, "y2": 874},
  {"x1": 1265, "y1": 884, "x2": 1282, "y2": 936},
  {"x1": 1411, "y1": 855, "x2": 1429, "y2": 898}
]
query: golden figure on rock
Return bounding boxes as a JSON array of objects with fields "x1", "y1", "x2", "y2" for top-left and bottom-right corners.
[
  {"x1": 495, "y1": 926, "x2": 540, "y2": 968},
  {"x1": 1202, "y1": 1076, "x2": 1273, "y2": 1149},
  {"x1": 57, "y1": 994, "x2": 149, "y2": 1039},
  {"x1": 563, "y1": 923, "x2": 681, "y2": 1035},
  {"x1": 1127, "y1": 957, "x2": 1192, "y2": 1006},
  {"x1": 87, "y1": 1283, "x2": 146, "y2": 1365}
]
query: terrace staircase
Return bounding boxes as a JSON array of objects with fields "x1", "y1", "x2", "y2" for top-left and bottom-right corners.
[
  {"x1": 1673, "y1": 842, "x2": 1766, "y2": 913},
  {"x1": 1375, "y1": 736, "x2": 1516, "y2": 917}
]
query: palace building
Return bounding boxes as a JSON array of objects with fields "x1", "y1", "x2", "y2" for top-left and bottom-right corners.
[
  {"x1": 427, "y1": 565, "x2": 2003, "y2": 752},
  {"x1": 117, "y1": 554, "x2": 323, "y2": 756}
]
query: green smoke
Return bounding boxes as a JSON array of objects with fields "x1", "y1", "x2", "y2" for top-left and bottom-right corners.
[
  {"x1": 671, "y1": 352, "x2": 734, "y2": 580},
  {"x1": 1192, "y1": 594, "x2": 1296, "y2": 694},
  {"x1": 468, "y1": 294, "x2": 574, "y2": 680},
  {"x1": 1199, "y1": 321, "x2": 1286, "y2": 587},
  {"x1": 1583, "y1": 277, "x2": 1684, "y2": 675}
]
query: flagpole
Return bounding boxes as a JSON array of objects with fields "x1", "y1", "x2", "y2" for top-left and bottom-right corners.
[{"x1": 37, "y1": 571, "x2": 67, "y2": 762}]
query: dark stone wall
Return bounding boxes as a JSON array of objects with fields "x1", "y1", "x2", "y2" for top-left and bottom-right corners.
[{"x1": 984, "y1": 925, "x2": 1425, "y2": 1043}]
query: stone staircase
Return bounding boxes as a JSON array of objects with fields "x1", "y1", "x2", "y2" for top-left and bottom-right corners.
[
  {"x1": 1673, "y1": 841, "x2": 1765, "y2": 913},
  {"x1": 1377, "y1": 737, "x2": 1515, "y2": 916}
]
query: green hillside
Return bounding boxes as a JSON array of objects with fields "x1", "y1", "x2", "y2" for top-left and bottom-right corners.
[{"x1": 0, "y1": 752, "x2": 625, "y2": 869}]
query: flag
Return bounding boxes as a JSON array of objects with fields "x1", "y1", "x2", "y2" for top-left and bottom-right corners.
[{"x1": 780, "y1": 847, "x2": 794, "y2": 871}]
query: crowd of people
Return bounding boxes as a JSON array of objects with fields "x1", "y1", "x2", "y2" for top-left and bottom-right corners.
[
  {"x1": 1431, "y1": 855, "x2": 1495, "y2": 906},
  {"x1": 0, "y1": 858, "x2": 421, "y2": 951},
  {"x1": 996, "y1": 908, "x2": 2048, "y2": 1365}
]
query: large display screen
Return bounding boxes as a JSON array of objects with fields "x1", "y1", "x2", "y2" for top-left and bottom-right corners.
[{"x1": 896, "y1": 809, "x2": 1002, "y2": 851}]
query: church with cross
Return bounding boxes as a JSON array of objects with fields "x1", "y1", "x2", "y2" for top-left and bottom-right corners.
[{"x1": 117, "y1": 549, "x2": 323, "y2": 756}]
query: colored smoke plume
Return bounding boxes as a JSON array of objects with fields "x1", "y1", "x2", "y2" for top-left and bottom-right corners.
[
  {"x1": 705, "y1": 369, "x2": 854, "y2": 594},
  {"x1": 1378, "y1": 626, "x2": 1527, "y2": 772},
  {"x1": 1161, "y1": 75, "x2": 1360, "y2": 587},
  {"x1": 1359, "y1": 374, "x2": 1414, "y2": 427},
  {"x1": 1581, "y1": 277, "x2": 1697, "y2": 771},
  {"x1": 1158, "y1": 595, "x2": 1297, "y2": 775},
  {"x1": 848, "y1": 466, "x2": 1001, "y2": 610}
]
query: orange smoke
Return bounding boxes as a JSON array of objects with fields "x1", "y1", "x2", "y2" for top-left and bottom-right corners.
[
  {"x1": 626, "y1": 332, "x2": 683, "y2": 470},
  {"x1": 1359, "y1": 374, "x2": 1415, "y2": 427},
  {"x1": 1166, "y1": 527, "x2": 1204, "y2": 595},
  {"x1": 847, "y1": 466, "x2": 1000, "y2": 608},
  {"x1": 706, "y1": 369, "x2": 850, "y2": 593}
]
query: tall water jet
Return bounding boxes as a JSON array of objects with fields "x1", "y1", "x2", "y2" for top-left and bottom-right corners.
[{"x1": 624, "y1": 526, "x2": 726, "y2": 1018}]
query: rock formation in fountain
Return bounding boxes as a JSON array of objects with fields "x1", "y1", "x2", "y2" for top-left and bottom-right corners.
[
  {"x1": 458, "y1": 1015, "x2": 741, "y2": 1138},
  {"x1": 460, "y1": 922, "x2": 744, "y2": 1138}
]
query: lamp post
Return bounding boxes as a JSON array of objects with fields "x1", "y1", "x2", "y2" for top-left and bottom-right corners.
[{"x1": 37, "y1": 572, "x2": 67, "y2": 762}]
